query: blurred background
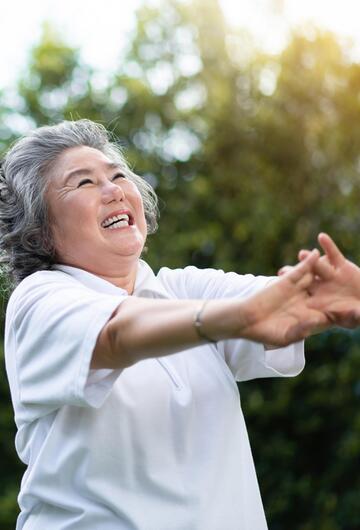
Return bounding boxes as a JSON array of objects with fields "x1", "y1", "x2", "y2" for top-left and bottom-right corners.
[{"x1": 1, "y1": 0, "x2": 360, "y2": 528}]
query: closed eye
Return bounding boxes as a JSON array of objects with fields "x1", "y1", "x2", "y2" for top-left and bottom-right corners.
[
  {"x1": 77, "y1": 178, "x2": 93, "y2": 188},
  {"x1": 112, "y1": 172, "x2": 126, "y2": 181}
]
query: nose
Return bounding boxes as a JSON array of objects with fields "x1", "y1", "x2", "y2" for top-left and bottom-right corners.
[{"x1": 101, "y1": 180, "x2": 125, "y2": 204}]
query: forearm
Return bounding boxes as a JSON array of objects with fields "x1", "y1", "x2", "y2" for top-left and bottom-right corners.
[
  {"x1": 92, "y1": 296, "x2": 246, "y2": 369},
  {"x1": 92, "y1": 251, "x2": 325, "y2": 370}
]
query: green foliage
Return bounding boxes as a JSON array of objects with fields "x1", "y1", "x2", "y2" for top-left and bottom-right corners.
[
  {"x1": 244, "y1": 330, "x2": 360, "y2": 529},
  {"x1": 1, "y1": 1, "x2": 360, "y2": 528}
]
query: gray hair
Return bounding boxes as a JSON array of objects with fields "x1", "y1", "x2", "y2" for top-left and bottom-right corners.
[{"x1": 0, "y1": 119, "x2": 159, "y2": 285}]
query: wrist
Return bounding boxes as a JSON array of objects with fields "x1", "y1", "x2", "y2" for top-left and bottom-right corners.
[
  {"x1": 193, "y1": 301, "x2": 217, "y2": 343},
  {"x1": 204, "y1": 298, "x2": 255, "y2": 341}
]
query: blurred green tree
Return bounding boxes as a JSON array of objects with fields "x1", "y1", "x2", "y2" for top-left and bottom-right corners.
[{"x1": 1, "y1": 1, "x2": 360, "y2": 529}]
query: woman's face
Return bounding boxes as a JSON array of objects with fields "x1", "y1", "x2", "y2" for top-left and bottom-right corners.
[{"x1": 46, "y1": 145, "x2": 148, "y2": 276}]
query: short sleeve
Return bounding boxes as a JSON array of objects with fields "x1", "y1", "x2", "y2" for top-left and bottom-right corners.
[
  {"x1": 157, "y1": 265, "x2": 271, "y2": 301},
  {"x1": 157, "y1": 265, "x2": 305, "y2": 381},
  {"x1": 217, "y1": 340, "x2": 305, "y2": 381},
  {"x1": 5, "y1": 272, "x2": 126, "y2": 424}
]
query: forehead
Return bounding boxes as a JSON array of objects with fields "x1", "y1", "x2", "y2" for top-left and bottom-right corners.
[{"x1": 53, "y1": 145, "x2": 118, "y2": 178}]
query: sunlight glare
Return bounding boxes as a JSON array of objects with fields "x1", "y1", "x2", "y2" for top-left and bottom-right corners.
[{"x1": 220, "y1": 0, "x2": 360, "y2": 55}]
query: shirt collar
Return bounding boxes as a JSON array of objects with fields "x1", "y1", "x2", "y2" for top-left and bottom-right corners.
[{"x1": 53, "y1": 260, "x2": 169, "y2": 299}]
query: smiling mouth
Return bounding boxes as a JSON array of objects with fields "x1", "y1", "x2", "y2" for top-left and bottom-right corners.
[{"x1": 101, "y1": 213, "x2": 134, "y2": 229}]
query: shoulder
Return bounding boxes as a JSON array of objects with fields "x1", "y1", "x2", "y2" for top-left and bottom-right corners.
[
  {"x1": 156, "y1": 264, "x2": 272, "y2": 299},
  {"x1": 155, "y1": 265, "x2": 211, "y2": 298},
  {"x1": 6, "y1": 268, "x2": 89, "y2": 320},
  {"x1": 155, "y1": 265, "x2": 234, "y2": 298},
  {"x1": 9, "y1": 268, "x2": 78, "y2": 299}
]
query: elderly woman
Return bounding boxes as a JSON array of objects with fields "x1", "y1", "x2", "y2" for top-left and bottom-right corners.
[{"x1": 1, "y1": 119, "x2": 355, "y2": 530}]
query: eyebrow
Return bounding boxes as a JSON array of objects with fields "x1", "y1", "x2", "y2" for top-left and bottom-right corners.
[{"x1": 63, "y1": 161, "x2": 123, "y2": 185}]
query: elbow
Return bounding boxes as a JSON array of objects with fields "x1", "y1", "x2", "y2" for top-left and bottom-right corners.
[{"x1": 91, "y1": 305, "x2": 133, "y2": 370}]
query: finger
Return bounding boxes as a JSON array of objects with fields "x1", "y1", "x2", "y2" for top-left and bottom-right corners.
[
  {"x1": 342, "y1": 307, "x2": 360, "y2": 329},
  {"x1": 284, "y1": 312, "x2": 328, "y2": 344},
  {"x1": 318, "y1": 233, "x2": 345, "y2": 268},
  {"x1": 278, "y1": 265, "x2": 293, "y2": 276},
  {"x1": 296, "y1": 271, "x2": 315, "y2": 290},
  {"x1": 306, "y1": 276, "x2": 321, "y2": 296},
  {"x1": 287, "y1": 249, "x2": 320, "y2": 284},
  {"x1": 312, "y1": 255, "x2": 335, "y2": 281},
  {"x1": 298, "y1": 249, "x2": 311, "y2": 261}
]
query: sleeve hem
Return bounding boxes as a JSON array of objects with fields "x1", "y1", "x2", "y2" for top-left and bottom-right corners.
[
  {"x1": 232, "y1": 340, "x2": 305, "y2": 382},
  {"x1": 263, "y1": 341, "x2": 305, "y2": 377},
  {"x1": 72, "y1": 297, "x2": 125, "y2": 408}
]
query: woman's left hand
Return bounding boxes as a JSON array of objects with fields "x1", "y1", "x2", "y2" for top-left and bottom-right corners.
[{"x1": 288, "y1": 233, "x2": 360, "y2": 329}]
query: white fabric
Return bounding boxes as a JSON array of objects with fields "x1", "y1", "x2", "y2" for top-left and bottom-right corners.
[{"x1": 5, "y1": 260, "x2": 305, "y2": 530}]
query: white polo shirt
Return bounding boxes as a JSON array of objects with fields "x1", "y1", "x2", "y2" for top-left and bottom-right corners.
[{"x1": 5, "y1": 260, "x2": 304, "y2": 530}]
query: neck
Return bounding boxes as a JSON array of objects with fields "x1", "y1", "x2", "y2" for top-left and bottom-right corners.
[
  {"x1": 96, "y1": 254, "x2": 140, "y2": 293},
  {"x1": 99, "y1": 265, "x2": 138, "y2": 293},
  {"x1": 59, "y1": 253, "x2": 140, "y2": 294}
]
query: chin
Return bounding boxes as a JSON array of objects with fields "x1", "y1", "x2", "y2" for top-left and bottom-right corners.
[{"x1": 116, "y1": 240, "x2": 145, "y2": 258}]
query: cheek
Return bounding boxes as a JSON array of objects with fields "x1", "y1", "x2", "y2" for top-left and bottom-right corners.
[
  {"x1": 136, "y1": 197, "x2": 147, "y2": 233},
  {"x1": 52, "y1": 196, "x2": 96, "y2": 240},
  {"x1": 129, "y1": 186, "x2": 146, "y2": 224}
]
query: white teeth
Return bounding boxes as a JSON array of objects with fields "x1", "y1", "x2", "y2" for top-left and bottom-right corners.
[
  {"x1": 102, "y1": 213, "x2": 130, "y2": 228},
  {"x1": 108, "y1": 220, "x2": 129, "y2": 229}
]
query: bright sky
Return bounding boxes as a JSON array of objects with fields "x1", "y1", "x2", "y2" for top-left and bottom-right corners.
[{"x1": 1, "y1": 0, "x2": 360, "y2": 89}]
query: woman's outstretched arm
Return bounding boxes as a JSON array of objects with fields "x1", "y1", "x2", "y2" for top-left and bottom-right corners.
[{"x1": 92, "y1": 250, "x2": 328, "y2": 370}]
